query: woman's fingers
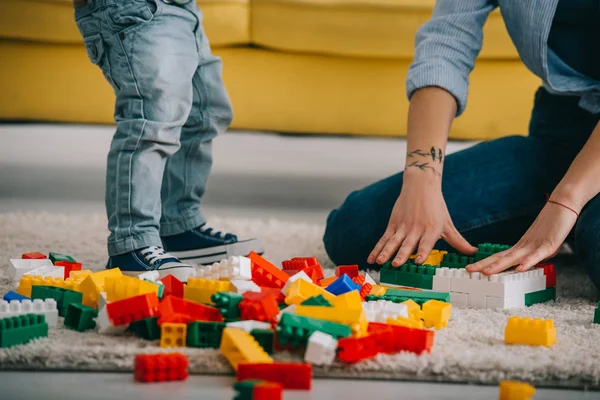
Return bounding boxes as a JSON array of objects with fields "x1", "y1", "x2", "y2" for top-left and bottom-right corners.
[
  {"x1": 442, "y1": 225, "x2": 477, "y2": 255},
  {"x1": 368, "y1": 230, "x2": 394, "y2": 264},
  {"x1": 376, "y1": 231, "x2": 406, "y2": 265},
  {"x1": 392, "y1": 232, "x2": 421, "y2": 266},
  {"x1": 415, "y1": 232, "x2": 440, "y2": 264}
]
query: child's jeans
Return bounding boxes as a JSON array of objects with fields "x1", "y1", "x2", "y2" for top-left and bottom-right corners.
[{"x1": 74, "y1": 0, "x2": 233, "y2": 256}]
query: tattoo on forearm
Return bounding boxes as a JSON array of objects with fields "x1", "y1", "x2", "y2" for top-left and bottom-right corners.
[
  {"x1": 406, "y1": 146, "x2": 444, "y2": 176},
  {"x1": 407, "y1": 161, "x2": 441, "y2": 177}
]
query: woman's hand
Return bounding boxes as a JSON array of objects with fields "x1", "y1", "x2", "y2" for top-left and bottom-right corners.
[
  {"x1": 466, "y1": 201, "x2": 578, "y2": 275},
  {"x1": 368, "y1": 170, "x2": 477, "y2": 266}
]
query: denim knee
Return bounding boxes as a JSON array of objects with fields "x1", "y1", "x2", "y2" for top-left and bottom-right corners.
[{"x1": 574, "y1": 199, "x2": 600, "y2": 291}]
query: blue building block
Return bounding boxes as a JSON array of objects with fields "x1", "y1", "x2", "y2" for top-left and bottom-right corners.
[
  {"x1": 325, "y1": 275, "x2": 360, "y2": 296},
  {"x1": 3, "y1": 291, "x2": 30, "y2": 302}
]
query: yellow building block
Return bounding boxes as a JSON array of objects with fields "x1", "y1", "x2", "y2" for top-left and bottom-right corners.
[
  {"x1": 79, "y1": 269, "x2": 123, "y2": 307},
  {"x1": 184, "y1": 278, "x2": 232, "y2": 305},
  {"x1": 368, "y1": 284, "x2": 388, "y2": 297},
  {"x1": 410, "y1": 250, "x2": 448, "y2": 267},
  {"x1": 498, "y1": 380, "x2": 535, "y2": 400},
  {"x1": 160, "y1": 323, "x2": 187, "y2": 348},
  {"x1": 401, "y1": 299, "x2": 424, "y2": 320},
  {"x1": 330, "y1": 290, "x2": 362, "y2": 310},
  {"x1": 387, "y1": 316, "x2": 424, "y2": 329},
  {"x1": 220, "y1": 328, "x2": 273, "y2": 371},
  {"x1": 504, "y1": 316, "x2": 556, "y2": 347},
  {"x1": 17, "y1": 275, "x2": 55, "y2": 297},
  {"x1": 317, "y1": 276, "x2": 337, "y2": 288},
  {"x1": 422, "y1": 300, "x2": 452, "y2": 330},
  {"x1": 285, "y1": 279, "x2": 336, "y2": 305},
  {"x1": 104, "y1": 275, "x2": 159, "y2": 302},
  {"x1": 70, "y1": 270, "x2": 93, "y2": 280},
  {"x1": 296, "y1": 305, "x2": 367, "y2": 334}
]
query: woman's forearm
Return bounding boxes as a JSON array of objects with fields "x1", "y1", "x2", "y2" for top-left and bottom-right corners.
[
  {"x1": 405, "y1": 87, "x2": 457, "y2": 185},
  {"x1": 552, "y1": 120, "x2": 600, "y2": 211}
]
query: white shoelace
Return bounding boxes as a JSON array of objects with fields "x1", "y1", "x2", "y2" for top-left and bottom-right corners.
[{"x1": 139, "y1": 246, "x2": 176, "y2": 266}]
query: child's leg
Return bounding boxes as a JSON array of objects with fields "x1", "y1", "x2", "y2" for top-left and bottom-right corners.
[{"x1": 75, "y1": 0, "x2": 200, "y2": 256}]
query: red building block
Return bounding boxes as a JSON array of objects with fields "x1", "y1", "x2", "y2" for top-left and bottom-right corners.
[
  {"x1": 281, "y1": 259, "x2": 308, "y2": 272},
  {"x1": 337, "y1": 335, "x2": 379, "y2": 363},
  {"x1": 336, "y1": 265, "x2": 359, "y2": 279},
  {"x1": 249, "y1": 251, "x2": 289, "y2": 289},
  {"x1": 22, "y1": 252, "x2": 47, "y2": 260},
  {"x1": 259, "y1": 287, "x2": 285, "y2": 304},
  {"x1": 134, "y1": 353, "x2": 189, "y2": 383},
  {"x1": 54, "y1": 261, "x2": 83, "y2": 279},
  {"x1": 160, "y1": 274, "x2": 184, "y2": 298},
  {"x1": 282, "y1": 257, "x2": 324, "y2": 282},
  {"x1": 237, "y1": 362, "x2": 312, "y2": 390},
  {"x1": 254, "y1": 382, "x2": 283, "y2": 400},
  {"x1": 367, "y1": 322, "x2": 434, "y2": 355},
  {"x1": 158, "y1": 295, "x2": 223, "y2": 325},
  {"x1": 107, "y1": 293, "x2": 160, "y2": 326},
  {"x1": 239, "y1": 291, "x2": 280, "y2": 322},
  {"x1": 359, "y1": 283, "x2": 372, "y2": 301},
  {"x1": 539, "y1": 263, "x2": 556, "y2": 288}
]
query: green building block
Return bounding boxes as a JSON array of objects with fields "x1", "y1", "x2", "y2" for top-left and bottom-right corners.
[
  {"x1": 186, "y1": 321, "x2": 226, "y2": 348},
  {"x1": 594, "y1": 302, "x2": 600, "y2": 324},
  {"x1": 250, "y1": 329, "x2": 274, "y2": 354},
  {"x1": 300, "y1": 295, "x2": 332, "y2": 307},
  {"x1": 64, "y1": 303, "x2": 98, "y2": 332},
  {"x1": 48, "y1": 252, "x2": 76, "y2": 264},
  {"x1": 233, "y1": 380, "x2": 265, "y2": 400},
  {"x1": 277, "y1": 313, "x2": 351, "y2": 348},
  {"x1": 380, "y1": 261, "x2": 436, "y2": 289},
  {"x1": 524, "y1": 287, "x2": 556, "y2": 307},
  {"x1": 475, "y1": 243, "x2": 511, "y2": 261},
  {"x1": 440, "y1": 253, "x2": 476, "y2": 269},
  {"x1": 129, "y1": 317, "x2": 161, "y2": 340},
  {"x1": 30, "y1": 285, "x2": 83, "y2": 317},
  {"x1": 144, "y1": 279, "x2": 164, "y2": 299},
  {"x1": 211, "y1": 292, "x2": 242, "y2": 321},
  {"x1": 0, "y1": 314, "x2": 48, "y2": 348},
  {"x1": 366, "y1": 289, "x2": 450, "y2": 306}
]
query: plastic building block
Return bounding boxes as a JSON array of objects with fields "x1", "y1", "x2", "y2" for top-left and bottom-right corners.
[
  {"x1": 380, "y1": 261, "x2": 436, "y2": 290},
  {"x1": 363, "y1": 300, "x2": 409, "y2": 323},
  {"x1": 369, "y1": 284, "x2": 388, "y2": 297},
  {"x1": 239, "y1": 292, "x2": 280, "y2": 322},
  {"x1": 277, "y1": 313, "x2": 351, "y2": 348},
  {"x1": 160, "y1": 274, "x2": 184, "y2": 298},
  {"x1": 422, "y1": 299, "x2": 451, "y2": 330},
  {"x1": 258, "y1": 287, "x2": 285, "y2": 304},
  {"x1": 285, "y1": 279, "x2": 336, "y2": 305},
  {"x1": 281, "y1": 270, "x2": 312, "y2": 295},
  {"x1": 440, "y1": 253, "x2": 476, "y2": 269},
  {"x1": 0, "y1": 314, "x2": 48, "y2": 348},
  {"x1": 9, "y1": 259, "x2": 54, "y2": 282},
  {"x1": 0, "y1": 299, "x2": 58, "y2": 327},
  {"x1": 317, "y1": 276, "x2": 337, "y2": 288},
  {"x1": 212, "y1": 292, "x2": 243, "y2": 320},
  {"x1": 410, "y1": 249, "x2": 447, "y2": 266},
  {"x1": 524, "y1": 286, "x2": 556, "y2": 307},
  {"x1": 3, "y1": 291, "x2": 29, "y2": 302},
  {"x1": 54, "y1": 261, "x2": 83, "y2": 279},
  {"x1": 475, "y1": 243, "x2": 511, "y2": 261},
  {"x1": 250, "y1": 329, "x2": 274, "y2": 355},
  {"x1": 332, "y1": 290, "x2": 364, "y2": 312},
  {"x1": 227, "y1": 320, "x2": 272, "y2": 332},
  {"x1": 300, "y1": 295, "x2": 332, "y2": 307},
  {"x1": 79, "y1": 268, "x2": 123, "y2": 307},
  {"x1": 137, "y1": 270, "x2": 160, "y2": 282},
  {"x1": 304, "y1": 331, "x2": 337, "y2": 365},
  {"x1": 498, "y1": 380, "x2": 535, "y2": 400},
  {"x1": 275, "y1": 304, "x2": 297, "y2": 322},
  {"x1": 237, "y1": 362, "x2": 312, "y2": 390},
  {"x1": 49, "y1": 252, "x2": 76, "y2": 264},
  {"x1": 95, "y1": 306, "x2": 128, "y2": 335},
  {"x1": 160, "y1": 323, "x2": 187, "y2": 348},
  {"x1": 104, "y1": 275, "x2": 159, "y2": 302},
  {"x1": 30, "y1": 285, "x2": 83, "y2": 317},
  {"x1": 539, "y1": 263, "x2": 556, "y2": 288},
  {"x1": 281, "y1": 258, "x2": 311, "y2": 272},
  {"x1": 367, "y1": 322, "x2": 434, "y2": 355},
  {"x1": 107, "y1": 292, "x2": 160, "y2": 326},
  {"x1": 184, "y1": 278, "x2": 232, "y2": 305},
  {"x1": 134, "y1": 353, "x2": 189, "y2": 383},
  {"x1": 295, "y1": 305, "x2": 367, "y2": 334},
  {"x1": 282, "y1": 257, "x2": 324, "y2": 282},
  {"x1": 17, "y1": 275, "x2": 53, "y2": 297},
  {"x1": 70, "y1": 270, "x2": 93, "y2": 280},
  {"x1": 505, "y1": 316, "x2": 556, "y2": 347},
  {"x1": 248, "y1": 251, "x2": 289, "y2": 289},
  {"x1": 387, "y1": 316, "x2": 424, "y2": 329},
  {"x1": 335, "y1": 265, "x2": 359, "y2": 279},
  {"x1": 64, "y1": 303, "x2": 98, "y2": 331},
  {"x1": 199, "y1": 256, "x2": 252, "y2": 281},
  {"x1": 233, "y1": 380, "x2": 283, "y2": 400},
  {"x1": 231, "y1": 279, "x2": 262, "y2": 295},
  {"x1": 368, "y1": 288, "x2": 450, "y2": 305},
  {"x1": 22, "y1": 252, "x2": 47, "y2": 259},
  {"x1": 401, "y1": 299, "x2": 424, "y2": 320},
  {"x1": 220, "y1": 328, "x2": 273, "y2": 370},
  {"x1": 128, "y1": 316, "x2": 160, "y2": 339},
  {"x1": 24, "y1": 264, "x2": 65, "y2": 280},
  {"x1": 186, "y1": 321, "x2": 226, "y2": 348},
  {"x1": 337, "y1": 334, "x2": 380, "y2": 363},
  {"x1": 325, "y1": 274, "x2": 360, "y2": 295},
  {"x1": 158, "y1": 295, "x2": 223, "y2": 325}
]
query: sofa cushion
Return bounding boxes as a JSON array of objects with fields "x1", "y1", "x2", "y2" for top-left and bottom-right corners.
[
  {"x1": 252, "y1": 0, "x2": 518, "y2": 59},
  {"x1": 0, "y1": 0, "x2": 249, "y2": 47}
]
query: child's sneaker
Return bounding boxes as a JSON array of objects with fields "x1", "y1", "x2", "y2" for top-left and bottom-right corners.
[
  {"x1": 106, "y1": 246, "x2": 196, "y2": 283},
  {"x1": 161, "y1": 224, "x2": 264, "y2": 265}
]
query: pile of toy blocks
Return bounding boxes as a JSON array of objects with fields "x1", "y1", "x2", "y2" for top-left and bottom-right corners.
[{"x1": 379, "y1": 244, "x2": 557, "y2": 309}]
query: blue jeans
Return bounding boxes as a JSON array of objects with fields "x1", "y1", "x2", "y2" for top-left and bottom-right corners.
[
  {"x1": 324, "y1": 88, "x2": 600, "y2": 290},
  {"x1": 75, "y1": 0, "x2": 233, "y2": 256}
]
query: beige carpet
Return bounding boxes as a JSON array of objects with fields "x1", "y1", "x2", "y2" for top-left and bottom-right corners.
[{"x1": 1, "y1": 212, "x2": 599, "y2": 389}]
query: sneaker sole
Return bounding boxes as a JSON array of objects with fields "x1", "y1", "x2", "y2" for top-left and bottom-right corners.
[
  {"x1": 120, "y1": 266, "x2": 196, "y2": 283},
  {"x1": 169, "y1": 238, "x2": 265, "y2": 265}
]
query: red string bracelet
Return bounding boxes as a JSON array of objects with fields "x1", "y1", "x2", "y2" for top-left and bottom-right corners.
[{"x1": 546, "y1": 193, "x2": 579, "y2": 218}]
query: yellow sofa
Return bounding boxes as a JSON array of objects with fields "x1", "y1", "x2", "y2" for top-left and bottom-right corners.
[{"x1": 0, "y1": 0, "x2": 541, "y2": 139}]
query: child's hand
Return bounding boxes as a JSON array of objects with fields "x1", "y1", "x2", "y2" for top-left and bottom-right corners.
[
  {"x1": 466, "y1": 201, "x2": 578, "y2": 275},
  {"x1": 368, "y1": 170, "x2": 477, "y2": 267}
]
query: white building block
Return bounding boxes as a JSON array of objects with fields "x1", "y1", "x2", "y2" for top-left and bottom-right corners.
[
  {"x1": 485, "y1": 295, "x2": 525, "y2": 310},
  {"x1": 468, "y1": 293, "x2": 486, "y2": 309},
  {"x1": 432, "y1": 274, "x2": 451, "y2": 292},
  {"x1": 275, "y1": 304, "x2": 297, "y2": 322},
  {"x1": 9, "y1": 259, "x2": 54, "y2": 282},
  {"x1": 0, "y1": 299, "x2": 58, "y2": 327},
  {"x1": 97, "y1": 292, "x2": 109, "y2": 310},
  {"x1": 25, "y1": 265, "x2": 65, "y2": 279},
  {"x1": 281, "y1": 270, "x2": 312, "y2": 295},
  {"x1": 305, "y1": 331, "x2": 337, "y2": 366},
  {"x1": 226, "y1": 320, "x2": 272, "y2": 332},
  {"x1": 364, "y1": 273, "x2": 376, "y2": 286},
  {"x1": 363, "y1": 300, "x2": 408, "y2": 322},
  {"x1": 220, "y1": 256, "x2": 252, "y2": 280},
  {"x1": 95, "y1": 306, "x2": 128, "y2": 335},
  {"x1": 137, "y1": 270, "x2": 160, "y2": 282},
  {"x1": 450, "y1": 292, "x2": 469, "y2": 308},
  {"x1": 230, "y1": 279, "x2": 261, "y2": 295}
]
